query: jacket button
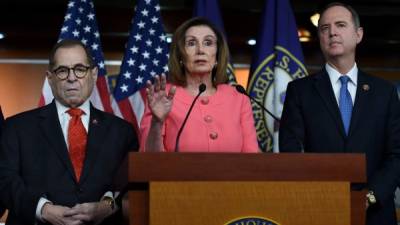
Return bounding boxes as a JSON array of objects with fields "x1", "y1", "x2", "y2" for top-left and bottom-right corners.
[
  {"x1": 76, "y1": 187, "x2": 83, "y2": 194},
  {"x1": 200, "y1": 98, "x2": 209, "y2": 105},
  {"x1": 204, "y1": 115, "x2": 213, "y2": 123},
  {"x1": 209, "y1": 132, "x2": 218, "y2": 140}
]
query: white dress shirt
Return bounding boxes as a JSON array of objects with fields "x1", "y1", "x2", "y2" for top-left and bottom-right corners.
[
  {"x1": 55, "y1": 100, "x2": 90, "y2": 147},
  {"x1": 326, "y1": 63, "x2": 358, "y2": 106},
  {"x1": 36, "y1": 100, "x2": 97, "y2": 221}
]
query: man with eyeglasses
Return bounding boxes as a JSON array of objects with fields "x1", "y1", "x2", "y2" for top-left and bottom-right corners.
[{"x1": 0, "y1": 39, "x2": 139, "y2": 225}]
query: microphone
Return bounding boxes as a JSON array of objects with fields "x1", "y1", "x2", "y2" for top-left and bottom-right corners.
[
  {"x1": 235, "y1": 85, "x2": 280, "y2": 122},
  {"x1": 234, "y1": 84, "x2": 304, "y2": 152},
  {"x1": 175, "y1": 83, "x2": 206, "y2": 152}
]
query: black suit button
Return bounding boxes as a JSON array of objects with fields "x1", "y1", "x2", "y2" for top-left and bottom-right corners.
[{"x1": 76, "y1": 187, "x2": 83, "y2": 194}]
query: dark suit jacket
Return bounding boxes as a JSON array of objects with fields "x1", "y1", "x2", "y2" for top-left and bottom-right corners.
[
  {"x1": 0, "y1": 102, "x2": 139, "y2": 225},
  {"x1": 279, "y1": 69, "x2": 400, "y2": 225}
]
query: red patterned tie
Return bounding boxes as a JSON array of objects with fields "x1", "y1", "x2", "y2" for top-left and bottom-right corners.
[{"x1": 67, "y1": 108, "x2": 87, "y2": 181}]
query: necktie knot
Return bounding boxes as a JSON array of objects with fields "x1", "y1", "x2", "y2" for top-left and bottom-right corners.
[
  {"x1": 339, "y1": 75, "x2": 350, "y2": 86},
  {"x1": 67, "y1": 108, "x2": 84, "y2": 117}
]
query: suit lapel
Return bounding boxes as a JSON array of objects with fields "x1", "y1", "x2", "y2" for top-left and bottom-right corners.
[
  {"x1": 39, "y1": 102, "x2": 77, "y2": 181},
  {"x1": 79, "y1": 105, "x2": 109, "y2": 184},
  {"x1": 348, "y1": 71, "x2": 371, "y2": 137},
  {"x1": 313, "y1": 70, "x2": 346, "y2": 138}
]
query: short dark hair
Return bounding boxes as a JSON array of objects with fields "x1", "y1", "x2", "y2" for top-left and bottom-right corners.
[
  {"x1": 168, "y1": 17, "x2": 229, "y2": 86},
  {"x1": 48, "y1": 39, "x2": 95, "y2": 70},
  {"x1": 318, "y1": 2, "x2": 361, "y2": 28}
]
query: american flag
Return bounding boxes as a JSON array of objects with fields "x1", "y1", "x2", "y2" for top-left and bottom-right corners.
[
  {"x1": 39, "y1": 0, "x2": 113, "y2": 113},
  {"x1": 112, "y1": 0, "x2": 169, "y2": 130}
]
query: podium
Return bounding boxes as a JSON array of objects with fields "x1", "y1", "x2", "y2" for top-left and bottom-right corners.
[{"x1": 119, "y1": 153, "x2": 366, "y2": 225}]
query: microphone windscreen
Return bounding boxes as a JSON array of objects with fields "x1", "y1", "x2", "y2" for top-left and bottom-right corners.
[
  {"x1": 235, "y1": 85, "x2": 247, "y2": 94},
  {"x1": 199, "y1": 83, "x2": 207, "y2": 93}
]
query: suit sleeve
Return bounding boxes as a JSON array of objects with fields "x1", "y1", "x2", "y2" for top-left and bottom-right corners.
[
  {"x1": 279, "y1": 81, "x2": 305, "y2": 152},
  {"x1": 368, "y1": 86, "x2": 400, "y2": 203},
  {"x1": 0, "y1": 119, "x2": 43, "y2": 224},
  {"x1": 126, "y1": 121, "x2": 139, "y2": 152},
  {"x1": 109, "y1": 118, "x2": 139, "y2": 209}
]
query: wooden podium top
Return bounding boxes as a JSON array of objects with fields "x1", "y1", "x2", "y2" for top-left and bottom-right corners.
[
  {"x1": 120, "y1": 153, "x2": 367, "y2": 225},
  {"x1": 127, "y1": 152, "x2": 366, "y2": 183}
]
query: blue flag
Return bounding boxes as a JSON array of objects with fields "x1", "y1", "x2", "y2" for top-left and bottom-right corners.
[
  {"x1": 193, "y1": 0, "x2": 236, "y2": 84},
  {"x1": 113, "y1": 0, "x2": 169, "y2": 129},
  {"x1": 247, "y1": 0, "x2": 308, "y2": 152}
]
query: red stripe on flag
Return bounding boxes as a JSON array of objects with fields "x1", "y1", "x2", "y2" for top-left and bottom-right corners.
[
  {"x1": 38, "y1": 95, "x2": 46, "y2": 107},
  {"x1": 96, "y1": 76, "x2": 113, "y2": 113},
  {"x1": 118, "y1": 99, "x2": 139, "y2": 134}
]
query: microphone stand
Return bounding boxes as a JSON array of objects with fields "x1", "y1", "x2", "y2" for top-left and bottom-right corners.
[
  {"x1": 175, "y1": 83, "x2": 207, "y2": 152},
  {"x1": 235, "y1": 84, "x2": 304, "y2": 152}
]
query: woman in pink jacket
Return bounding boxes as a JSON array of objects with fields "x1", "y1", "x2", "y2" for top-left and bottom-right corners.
[{"x1": 140, "y1": 17, "x2": 259, "y2": 153}]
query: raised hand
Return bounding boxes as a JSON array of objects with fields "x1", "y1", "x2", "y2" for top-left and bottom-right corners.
[{"x1": 146, "y1": 74, "x2": 176, "y2": 123}]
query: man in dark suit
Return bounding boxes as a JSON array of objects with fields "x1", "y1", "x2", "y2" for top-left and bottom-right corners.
[
  {"x1": 279, "y1": 2, "x2": 400, "y2": 225},
  {"x1": 0, "y1": 39, "x2": 139, "y2": 225}
]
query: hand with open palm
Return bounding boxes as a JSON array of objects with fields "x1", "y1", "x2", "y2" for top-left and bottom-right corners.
[{"x1": 146, "y1": 74, "x2": 176, "y2": 123}]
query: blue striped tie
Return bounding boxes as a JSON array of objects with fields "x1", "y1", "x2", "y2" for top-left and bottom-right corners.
[{"x1": 339, "y1": 76, "x2": 353, "y2": 135}]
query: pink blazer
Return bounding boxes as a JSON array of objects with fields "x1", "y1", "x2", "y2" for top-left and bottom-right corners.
[{"x1": 140, "y1": 84, "x2": 259, "y2": 152}]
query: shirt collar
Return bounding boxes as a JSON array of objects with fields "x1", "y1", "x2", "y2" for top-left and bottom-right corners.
[
  {"x1": 325, "y1": 63, "x2": 358, "y2": 86},
  {"x1": 55, "y1": 100, "x2": 91, "y2": 117}
]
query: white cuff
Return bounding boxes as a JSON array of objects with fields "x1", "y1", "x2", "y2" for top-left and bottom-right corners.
[
  {"x1": 102, "y1": 191, "x2": 113, "y2": 199},
  {"x1": 101, "y1": 191, "x2": 117, "y2": 213},
  {"x1": 35, "y1": 197, "x2": 52, "y2": 222}
]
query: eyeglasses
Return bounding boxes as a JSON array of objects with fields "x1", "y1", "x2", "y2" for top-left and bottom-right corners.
[{"x1": 52, "y1": 64, "x2": 93, "y2": 80}]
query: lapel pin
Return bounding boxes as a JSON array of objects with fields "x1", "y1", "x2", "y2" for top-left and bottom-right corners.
[
  {"x1": 92, "y1": 119, "x2": 98, "y2": 125},
  {"x1": 362, "y1": 84, "x2": 370, "y2": 91}
]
